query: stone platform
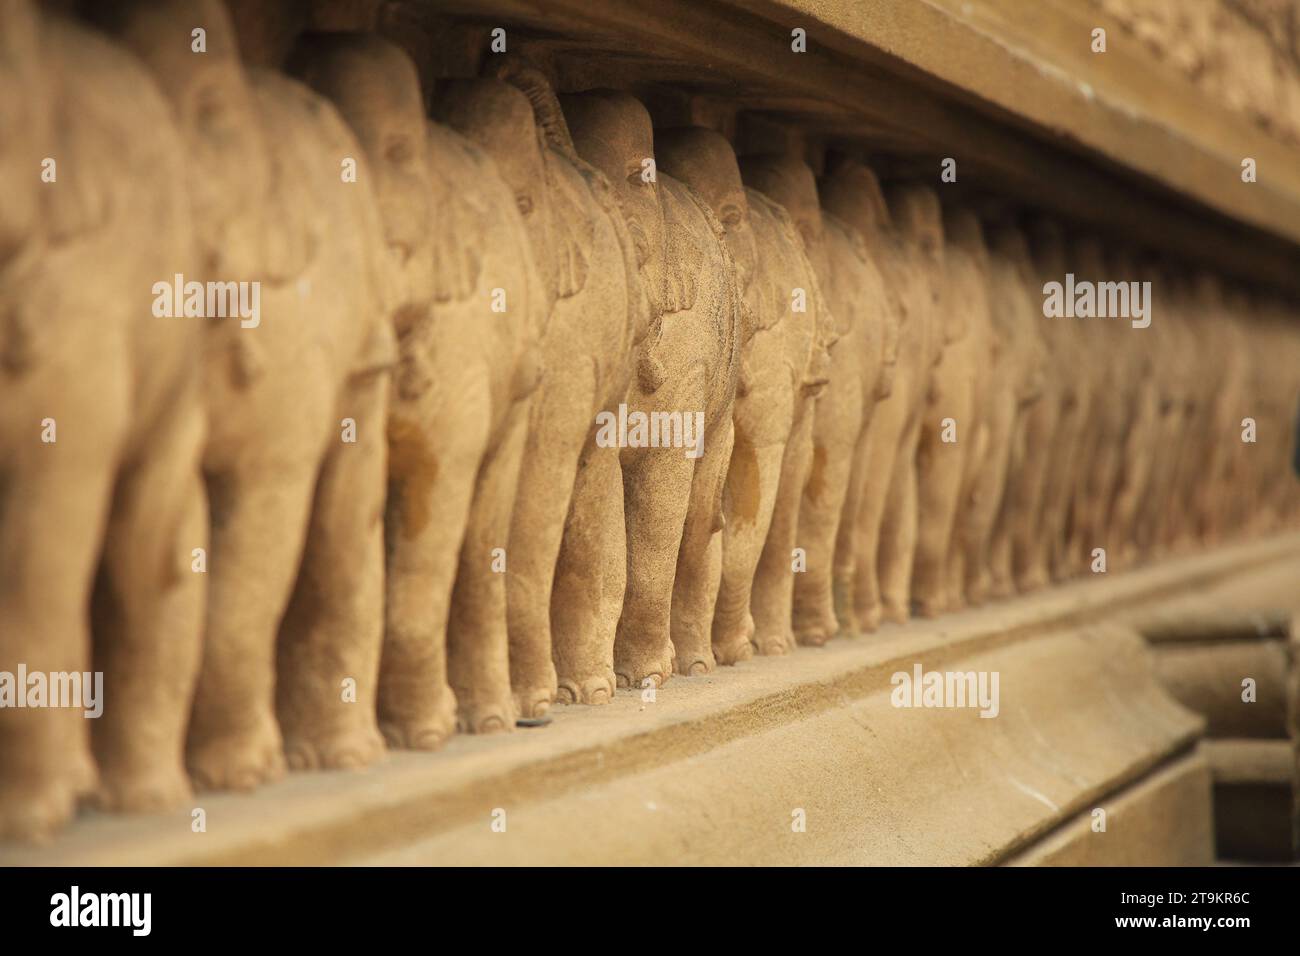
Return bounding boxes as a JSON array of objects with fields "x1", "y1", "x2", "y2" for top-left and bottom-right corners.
[{"x1": 5, "y1": 534, "x2": 1297, "y2": 866}]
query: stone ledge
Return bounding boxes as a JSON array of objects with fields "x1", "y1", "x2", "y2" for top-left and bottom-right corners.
[
  {"x1": 418, "y1": 0, "x2": 1300, "y2": 293},
  {"x1": 1002, "y1": 750, "x2": 1213, "y2": 867},
  {"x1": 3, "y1": 534, "x2": 1298, "y2": 866}
]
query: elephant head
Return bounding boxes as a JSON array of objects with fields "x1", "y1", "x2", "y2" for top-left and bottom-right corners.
[
  {"x1": 988, "y1": 221, "x2": 1049, "y2": 405},
  {"x1": 740, "y1": 154, "x2": 839, "y2": 377},
  {"x1": 560, "y1": 90, "x2": 669, "y2": 307},
  {"x1": 86, "y1": 0, "x2": 307, "y2": 285},
  {"x1": 886, "y1": 182, "x2": 950, "y2": 348},
  {"x1": 432, "y1": 75, "x2": 591, "y2": 323},
  {"x1": 740, "y1": 154, "x2": 825, "y2": 273},
  {"x1": 655, "y1": 127, "x2": 759, "y2": 342},
  {"x1": 563, "y1": 88, "x2": 704, "y2": 391},
  {"x1": 287, "y1": 33, "x2": 434, "y2": 329},
  {"x1": 819, "y1": 159, "x2": 903, "y2": 394},
  {"x1": 1024, "y1": 216, "x2": 1081, "y2": 407}
]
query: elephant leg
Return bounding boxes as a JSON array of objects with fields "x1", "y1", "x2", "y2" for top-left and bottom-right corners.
[
  {"x1": 988, "y1": 414, "x2": 1028, "y2": 599},
  {"x1": 987, "y1": 504, "x2": 1015, "y2": 598},
  {"x1": 831, "y1": 421, "x2": 874, "y2": 637},
  {"x1": 792, "y1": 383, "x2": 864, "y2": 647},
  {"x1": 552, "y1": 440, "x2": 623, "y2": 705},
  {"x1": 711, "y1": 420, "x2": 783, "y2": 664},
  {"x1": 447, "y1": 398, "x2": 531, "y2": 734},
  {"x1": 1079, "y1": 413, "x2": 1122, "y2": 568},
  {"x1": 944, "y1": 419, "x2": 987, "y2": 610},
  {"x1": 615, "y1": 445, "x2": 695, "y2": 689},
  {"x1": 0, "y1": 454, "x2": 113, "y2": 840},
  {"x1": 878, "y1": 419, "x2": 922, "y2": 622},
  {"x1": 276, "y1": 372, "x2": 389, "y2": 772},
  {"x1": 751, "y1": 399, "x2": 815, "y2": 655},
  {"x1": 852, "y1": 392, "x2": 906, "y2": 632},
  {"x1": 963, "y1": 396, "x2": 1014, "y2": 606},
  {"x1": 91, "y1": 388, "x2": 206, "y2": 812},
  {"x1": 378, "y1": 398, "x2": 484, "y2": 751},
  {"x1": 1010, "y1": 400, "x2": 1055, "y2": 592},
  {"x1": 187, "y1": 459, "x2": 319, "y2": 791},
  {"x1": 507, "y1": 370, "x2": 592, "y2": 718},
  {"x1": 944, "y1": 541, "x2": 967, "y2": 612},
  {"x1": 912, "y1": 378, "x2": 972, "y2": 618},
  {"x1": 1043, "y1": 398, "x2": 1083, "y2": 581},
  {"x1": 671, "y1": 416, "x2": 734, "y2": 675},
  {"x1": 1065, "y1": 422, "x2": 1100, "y2": 574},
  {"x1": 1107, "y1": 385, "x2": 1158, "y2": 570}
]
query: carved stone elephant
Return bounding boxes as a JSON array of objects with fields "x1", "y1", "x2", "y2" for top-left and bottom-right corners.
[
  {"x1": 1023, "y1": 218, "x2": 1093, "y2": 583},
  {"x1": 434, "y1": 64, "x2": 650, "y2": 716},
  {"x1": 561, "y1": 90, "x2": 743, "y2": 686},
  {"x1": 286, "y1": 34, "x2": 546, "y2": 741},
  {"x1": 1062, "y1": 236, "x2": 1128, "y2": 576},
  {"x1": 655, "y1": 129, "x2": 832, "y2": 663},
  {"x1": 1099, "y1": 249, "x2": 1163, "y2": 571},
  {"x1": 1189, "y1": 288, "x2": 1253, "y2": 545},
  {"x1": 836, "y1": 180, "x2": 945, "y2": 628},
  {"x1": 816, "y1": 161, "x2": 905, "y2": 631},
  {"x1": 937, "y1": 208, "x2": 996, "y2": 611},
  {"x1": 740, "y1": 155, "x2": 891, "y2": 646},
  {"x1": 97, "y1": 0, "x2": 398, "y2": 786},
  {"x1": 908, "y1": 204, "x2": 992, "y2": 617},
  {"x1": 955, "y1": 220, "x2": 1045, "y2": 606},
  {"x1": 1, "y1": 2, "x2": 205, "y2": 839},
  {"x1": 1001, "y1": 229, "x2": 1073, "y2": 592}
]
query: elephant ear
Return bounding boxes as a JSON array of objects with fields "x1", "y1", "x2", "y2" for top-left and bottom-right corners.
[
  {"x1": 543, "y1": 147, "x2": 594, "y2": 300},
  {"x1": 658, "y1": 182, "x2": 703, "y2": 316},
  {"x1": 741, "y1": 190, "x2": 786, "y2": 334},
  {"x1": 823, "y1": 213, "x2": 861, "y2": 339},
  {"x1": 490, "y1": 58, "x2": 580, "y2": 164},
  {"x1": 426, "y1": 124, "x2": 486, "y2": 303},
  {"x1": 251, "y1": 73, "x2": 324, "y2": 286},
  {"x1": 491, "y1": 60, "x2": 594, "y2": 299}
]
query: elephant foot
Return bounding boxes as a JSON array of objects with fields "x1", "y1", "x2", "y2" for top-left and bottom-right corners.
[
  {"x1": 456, "y1": 694, "x2": 516, "y2": 735},
  {"x1": 187, "y1": 719, "x2": 286, "y2": 793},
  {"x1": 832, "y1": 577, "x2": 859, "y2": 638},
  {"x1": 0, "y1": 766, "x2": 94, "y2": 843},
  {"x1": 966, "y1": 572, "x2": 991, "y2": 607},
  {"x1": 713, "y1": 613, "x2": 756, "y2": 666},
  {"x1": 673, "y1": 647, "x2": 715, "y2": 677},
  {"x1": 91, "y1": 764, "x2": 191, "y2": 814},
  {"x1": 855, "y1": 602, "x2": 883, "y2": 634},
  {"x1": 512, "y1": 658, "x2": 558, "y2": 719},
  {"x1": 793, "y1": 621, "x2": 835, "y2": 647},
  {"x1": 614, "y1": 639, "x2": 675, "y2": 690},
  {"x1": 793, "y1": 602, "x2": 838, "y2": 647},
  {"x1": 1015, "y1": 565, "x2": 1049, "y2": 593},
  {"x1": 881, "y1": 598, "x2": 910, "y2": 625},
  {"x1": 380, "y1": 692, "x2": 458, "y2": 751},
  {"x1": 514, "y1": 687, "x2": 554, "y2": 720},
  {"x1": 556, "y1": 671, "x2": 616, "y2": 706},
  {"x1": 945, "y1": 591, "x2": 967, "y2": 613},
  {"x1": 987, "y1": 564, "x2": 1015, "y2": 598},
  {"x1": 752, "y1": 630, "x2": 795, "y2": 656},
  {"x1": 911, "y1": 595, "x2": 945, "y2": 620},
  {"x1": 284, "y1": 724, "x2": 385, "y2": 772}
]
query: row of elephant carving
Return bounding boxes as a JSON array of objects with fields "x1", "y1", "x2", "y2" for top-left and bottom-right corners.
[{"x1": 2, "y1": 0, "x2": 1298, "y2": 843}]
